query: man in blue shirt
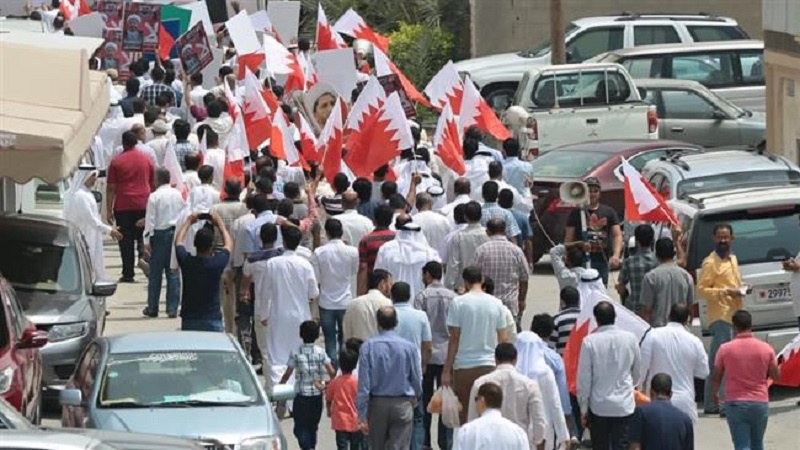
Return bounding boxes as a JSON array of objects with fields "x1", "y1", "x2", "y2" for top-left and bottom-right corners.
[
  {"x1": 501, "y1": 138, "x2": 534, "y2": 195},
  {"x1": 629, "y1": 373, "x2": 694, "y2": 450},
  {"x1": 358, "y1": 306, "x2": 423, "y2": 450}
]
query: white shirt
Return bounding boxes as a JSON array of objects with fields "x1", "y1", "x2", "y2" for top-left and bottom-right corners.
[
  {"x1": 412, "y1": 210, "x2": 452, "y2": 260},
  {"x1": 242, "y1": 247, "x2": 282, "y2": 323},
  {"x1": 639, "y1": 322, "x2": 709, "y2": 422},
  {"x1": 374, "y1": 230, "x2": 441, "y2": 297},
  {"x1": 143, "y1": 185, "x2": 186, "y2": 245},
  {"x1": 336, "y1": 209, "x2": 375, "y2": 247},
  {"x1": 458, "y1": 409, "x2": 530, "y2": 450},
  {"x1": 231, "y1": 212, "x2": 255, "y2": 267},
  {"x1": 440, "y1": 194, "x2": 471, "y2": 225},
  {"x1": 204, "y1": 147, "x2": 226, "y2": 191},
  {"x1": 188, "y1": 184, "x2": 220, "y2": 211},
  {"x1": 467, "y1": 364, "x2": 546, "y2": 446},
  {"x1": 183, "y1": 171, "x2": 201, "y2": 193},
  {"x1": 343, "y1": 290, "x2": 393, "y2": 341},
  {"x1": 440, "y1": 223, "x2": 467, "y2": 263},
  {"x1": 147, "y1": 135, "x2": 171, "y2": 167},
  {"x1": 190, "y1": 86, "x2": 209, "y2": 106},
  {"x1": 577, "y1": 325, "x2": 641, "y2": 417},
  {"x1": 313, "y1": 239, "x2": 359, "y2": 310}
]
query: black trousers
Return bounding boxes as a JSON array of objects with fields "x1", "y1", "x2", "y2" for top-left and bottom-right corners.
[
  {"x1": 589, "y1": 411, "x2": 632, "y2": 450},
  {"x1": 114, "y1": 210, "x2": 145, "y2": 279},
  {"x1": 422, "y1": 364, "x2": 452, "y2": 450}
]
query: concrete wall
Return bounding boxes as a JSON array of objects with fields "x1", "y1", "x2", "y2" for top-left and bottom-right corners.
[{"x1": 470, "y1": 0, "x2": 762, "y2": 57}]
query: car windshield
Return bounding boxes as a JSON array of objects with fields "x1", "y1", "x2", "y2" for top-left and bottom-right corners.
[
  {"x1": 99, "y1": 351, "x2": 262, "y2": 408},
  {"x1": 677, "y1": 170, "x2": 800, "y2": 197},
  {"x1": 531, "y1": 150, "x2": 610, "y2": 178},
  {"x1": 0, "y1": 241, "x2": 81, "y2": 294},
  {"x1": 521, "y1": 23, "x2": 579, "y2": 57},
  {"x1": 691, "y1": 206, "x2": 800, "y2": 268}
]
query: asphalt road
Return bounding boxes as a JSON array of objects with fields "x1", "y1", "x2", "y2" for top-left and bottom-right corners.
[{"x1": 42, "y1": 241, "x2": 800, "y2": 449}]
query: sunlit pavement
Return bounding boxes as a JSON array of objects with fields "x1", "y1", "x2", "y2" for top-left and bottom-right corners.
[{"x1": 41, "y1": 241, "x2": 800, "y2": 449}]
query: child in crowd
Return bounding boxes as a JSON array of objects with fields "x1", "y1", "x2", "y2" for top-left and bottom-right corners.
[
  {"x1": 326, "y1": 348, "x2": 362, "y2": 450},
  {"x1": 280, "y1": 321, "x2": 336, "y2": 450}
]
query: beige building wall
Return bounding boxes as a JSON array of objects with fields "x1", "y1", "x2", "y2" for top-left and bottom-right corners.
[{"x1": 471, "y1": 0, "x2": 762, "y2": 57}]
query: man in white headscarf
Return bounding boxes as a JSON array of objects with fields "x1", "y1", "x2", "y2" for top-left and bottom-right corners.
[
  {"x1": 64, "y1": 165, "x2": 123, "y2": 280},
  {"x1": 374, "y1": 217, "x2": 440, "y2": 298},
  {"x1": 515, "y1": 331, "x2": 571, "y2": 450}
]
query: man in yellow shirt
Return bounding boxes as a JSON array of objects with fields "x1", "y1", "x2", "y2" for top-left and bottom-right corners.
[{"x1": 697, "y1": 224, "x2": 743, "y2": 415}]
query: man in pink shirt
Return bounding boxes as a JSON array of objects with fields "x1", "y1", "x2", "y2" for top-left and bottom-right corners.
[{"x1": 711, "y1": 310, "x2": 780, "y2": 450}]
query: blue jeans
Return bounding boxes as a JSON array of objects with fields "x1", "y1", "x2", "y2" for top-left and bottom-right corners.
[
  {"x1": 704, "y1": 320, "x2": 733, "y2": 412},
  {"x1": 293, "y1": 395, "x2": 323, "y2": 450},
  {"x1": 319, "y1": 307, "x2": 346, "y2": 368},
  {"x1": 725, "y1": 401, "x2": 769, "y2": 450},
  {"x1": 411, "y1": 398, "x2": 424, "y2": 450},
  {"x1": 181, "y1": 318, "x2": 223, "y2": 332},
  {"x1": 589, "y1": 253, "x2": 610, "y2": 286},
  {"x1": 147, "y1": 229, "x2": 180, "y2": 315}
]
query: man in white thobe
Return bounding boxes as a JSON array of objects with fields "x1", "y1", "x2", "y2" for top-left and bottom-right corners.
[
  {"x1": 337, "y1": 191, "x2": 375, "y2": 247},
  {"x1": 458, "y1": 382, "x2": 530, "y2": 450},
  {"x1": 412, "y1": 193, "x2": 452, "y2": 261},
  {"x1": 261, "y1": 226, "x2": 319, "y2": 387},
  {"x1": 374, "y1": 219, "x2": 441, "y2": 298},
  {"x1": 63, "y1": 166, "x2": 123, "y2": 280},
  {"x1": 198, "y1": 126, "x2": 226, "y2": 191},
  {"x1": 639, "y1": 303, "x2": 709, "y2": 423}
]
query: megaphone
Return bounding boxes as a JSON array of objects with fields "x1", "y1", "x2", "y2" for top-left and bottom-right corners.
[{"x1": 560, "y1": 181, "x2": 590, "y2": 207}]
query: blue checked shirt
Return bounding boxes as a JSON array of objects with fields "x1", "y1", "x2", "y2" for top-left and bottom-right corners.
[
  {"x1": 139, "y1": 83, "x2": 174, "y2": 107},
  {"x1": 287, "y1": 343, "x2": 331, "y2": 396},
  {"x1": 480, "y1": 202, "x2": 521, "y2": 238}
]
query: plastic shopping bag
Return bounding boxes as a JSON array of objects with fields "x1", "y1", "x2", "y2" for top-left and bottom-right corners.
[
  {"x1": 427, "y1": 388, "x2": 443, "y2": 414},
  {"x1": 440, "y1": 386, "x2": 462, "y2": 428}
]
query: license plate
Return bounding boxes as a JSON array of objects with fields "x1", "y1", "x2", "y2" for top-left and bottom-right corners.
[{"x1": 755, "y1": 286, "x2": 792, "y2": 302}]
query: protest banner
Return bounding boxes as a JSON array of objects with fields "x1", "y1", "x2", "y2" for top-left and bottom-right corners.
[
  {"x1": 356, "y1": 74, "x2": 417, "y2": 118},
  {"x1": 122, "y1": 2, "x2": 160, "y2": 54},
  {"x1": 96, "y1": 0, "x2": 123, "y2": 29},
  {"x1": 176, "y1": 22, "x2": 213, "y2": 76}
]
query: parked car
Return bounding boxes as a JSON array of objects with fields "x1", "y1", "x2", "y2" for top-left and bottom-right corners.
[
  {"x1": 0, "y1": 397, "x2": 35, "y2": 430},
  {"x1": 454, "y1": 12, "x2": 748, "y2": 111},
  {"x1": 527, "y1": 140, "x2": 701, "y2": 263},
  {"x1": 641, "y1": 149, "x2": 800, "y2": 202},
  {"x1": 0, "y1": 279, "x2": 47, "y2": 424},
  {"x1": 666, "y1": 185, "x2": 800, "y2": 351},
  {"x1": 508, "y1": 63, "x2": 658, "y2": 155},
  {"x1": 60, "y1": 331, "x2": 291, "y2": 449},
  {"x1": 591, "y1": 40, "x2": 765, "y2": 112},
  {"x1": 0, "y1": 214, "x2": 116, "y2": 401},
  {"x1": 0, "y1": 430, "x2": 205, "y2": 450},
  {"x1": 635, "y1": 78, "x2": 765, "y2": 148}
]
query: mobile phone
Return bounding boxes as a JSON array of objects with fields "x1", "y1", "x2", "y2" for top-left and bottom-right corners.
[{"x1": 198, "y1": 213, "x2": 212, "y2": 221}]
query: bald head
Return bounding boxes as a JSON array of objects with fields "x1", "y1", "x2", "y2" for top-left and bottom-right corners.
[
  {"x1": 376, "y1": 306, "x2": 398, "y2": 330},
  {"x1": 416, "y1": 193, "x2": 433, "y2": 211},
  {"x1": 342, "y1": 190, "x2": 359, "y2": 210},
  {"x1": 131, "y1": 123, "x2": 146, "y2": 141},
  {"x1": 486, "y1": 217, "x2": 506, "y2": 236},
  {"x1": 454, "y1": 178, "x2": 471, "y2": 196}
]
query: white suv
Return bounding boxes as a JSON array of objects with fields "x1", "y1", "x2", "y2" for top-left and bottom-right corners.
[{"x1": 454, "y1": 13, "x2": 748, "y2": 111}]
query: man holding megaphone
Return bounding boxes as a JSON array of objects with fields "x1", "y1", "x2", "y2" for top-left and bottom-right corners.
[{"x1": 563, "y1": 177, "x2": 623, "y2": 286}]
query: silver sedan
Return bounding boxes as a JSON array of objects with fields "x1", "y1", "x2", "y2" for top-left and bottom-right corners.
[
  {"x1": 59, "y1": 331, "x2": 292, "y2": 449},
  {"x1": 636, "y1": 78, "x2": 765, "y2": 149}
]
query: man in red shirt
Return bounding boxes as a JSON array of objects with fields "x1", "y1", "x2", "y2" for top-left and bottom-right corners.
[
  {"x1": 106, "y1": 131, "x2": 155, "y2": 282},
  {"x1": 356, "y1": 204, "x2": 395, "y2": 295},
  {"x1": 711, "y1": 310, "x2": 780, "y2": 450}
]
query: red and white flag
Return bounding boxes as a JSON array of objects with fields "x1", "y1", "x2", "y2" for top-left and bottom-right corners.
[
  {"x1": 242, "y1": 68, "x2": 272, "y2": 150},
  {"x1": 459, "y1": 75, "x2": 511, "y2": 141},
  {"x1": 345, "y1": 76, "x2": 386, "y2": 160},
  {"x1": 298, "y1": 114, "x2": 320, "y2": 162},
  {"x1": 333, "y1": 8, "x2": 391, "y2": 54},
  {"x1": 263, "y1": 35, "x2": 306, "y2": 93},
  {"x1": 251, "y1": 10, "x2": 283, "y2": 44},
  {"x1": 270, "y1": 109, "x2": 303, "y2": 167},
  {"x1": 433, "y1": 102, "x2": 466, "y2": 175},
  {"x1": 345, "y1": 92, "x2": 413, "y2": 178},
  {"x1": 563, "y1": 282, "x2": 651, "y2": 393},
  {"x1": 425, "y1": 60, "x2": 465, "y2": 112},
  {"x1": 60, "y1": 0, "x2": 91, "y2": 21},
  {"x1": 775, "y1": 334, "x2": 800, "y2": 387},
  {"x1": 316, "y1": 3, "x2": 347, "y2": 51},
  {"x1": 621, "y1": 158, "x2": 680, "y2": 226},
  {"x1": 317, "y1": 97, "x2": 346, "y2": 183},
  {"x1": 373, "y1": 46, "x2": 432, "y2": 109}
]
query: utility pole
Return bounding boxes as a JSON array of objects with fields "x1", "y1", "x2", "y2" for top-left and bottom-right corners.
[{"x1": 550, "y1": 0, "x2": 566, "y2": 64}]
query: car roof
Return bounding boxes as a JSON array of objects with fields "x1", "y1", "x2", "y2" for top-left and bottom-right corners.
[
  {"x1": 674, "y1": 185, "x2": 800, "y2": 212},
  {"x1": 604, "y1": 39, "x2": 763, "y2": 57},
  {"x1": 0, "y1": 213, "x2": 78, "y2": 247},
  {"x1": 634, "y1": 78, "x2": 708, "y2": 89},
  {"x1": 646, "y1": 150, "x2": 794, "y2": 178},
  {"x1": 549, "y1": 139, "x2": 700, "y2": 154},
  {"x1": 573, "y1": 13, "x2": 738, "y2": 27},
  {"x1": 104, "y1": 331, "x2": 239, "y2": 354}
]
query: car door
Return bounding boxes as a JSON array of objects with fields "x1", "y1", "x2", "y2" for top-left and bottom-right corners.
[
  {"x1": 565, "y1": 26, "x2": 625, "y2": 63},
  {"x1": 659, "y1": 88, "x2": 741, "y2": 146},
  {"x1": 632, "y1": 25, "x2": 682, "y2": 47},
  {"x1": 78, "y1": 234, "x2": 105, "y2": 333},
  {"x1": 62, "y1": 343, "x2": 98, "y2": 428},
  {"x1": 1, "y1": 284, "x2": 36, "y2": 416}
]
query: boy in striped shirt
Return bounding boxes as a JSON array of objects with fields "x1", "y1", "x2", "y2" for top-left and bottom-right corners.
[{"x1": 550, "y1": 286, "x2": 581, "y2": 356}]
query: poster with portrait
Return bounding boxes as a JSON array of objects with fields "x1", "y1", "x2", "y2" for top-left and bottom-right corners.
[
  {"x1": 101, "y1": 28, "x2": 131, "y2": 78},
  {"x1": 176, "y1": 22, "x2": 214, "y2": 76},
  {"x1": 300, "y1": 82, "x2": 340, "y2": 133},
  {"x1": 122, "y1": 2, "x2": 160, "y2": 54},
  {"x1": 96, "y1": 0, "x2": 123, "y2": 29}
]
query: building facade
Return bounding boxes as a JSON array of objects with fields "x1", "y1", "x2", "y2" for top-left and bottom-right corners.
[{"x1": 763, "y1": 0, "x2": 800, "y2": 163}]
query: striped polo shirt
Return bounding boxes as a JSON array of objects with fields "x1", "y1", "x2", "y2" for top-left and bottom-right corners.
[
  {"x1": 550, "y1": 307, "x2": 581, "y2": 356},
  {"x1": 358, "y1": 228, "x2": 395, "y2": 274}
]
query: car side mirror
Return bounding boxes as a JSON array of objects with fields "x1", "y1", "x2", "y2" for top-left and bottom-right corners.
[
  {"x1": 92, "y1": 281, "x2": 117, "y2": 297},
  {"x1": 60, "y1": 389, "x2": 84, "y2": 407},
  {"x1": 711, "y1": 109, "x2": 726, "y2": 121},
  {"x1": 270, "y1": 384, "x2": 296, "y2": 403},
  {"x1": 17, "y1": 328, "x2": 48, "y2": 349}
]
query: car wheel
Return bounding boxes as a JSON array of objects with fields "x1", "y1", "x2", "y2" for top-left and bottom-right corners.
[{"x1": 481, "y1": 83, "x2": 518, "y2": 113}]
